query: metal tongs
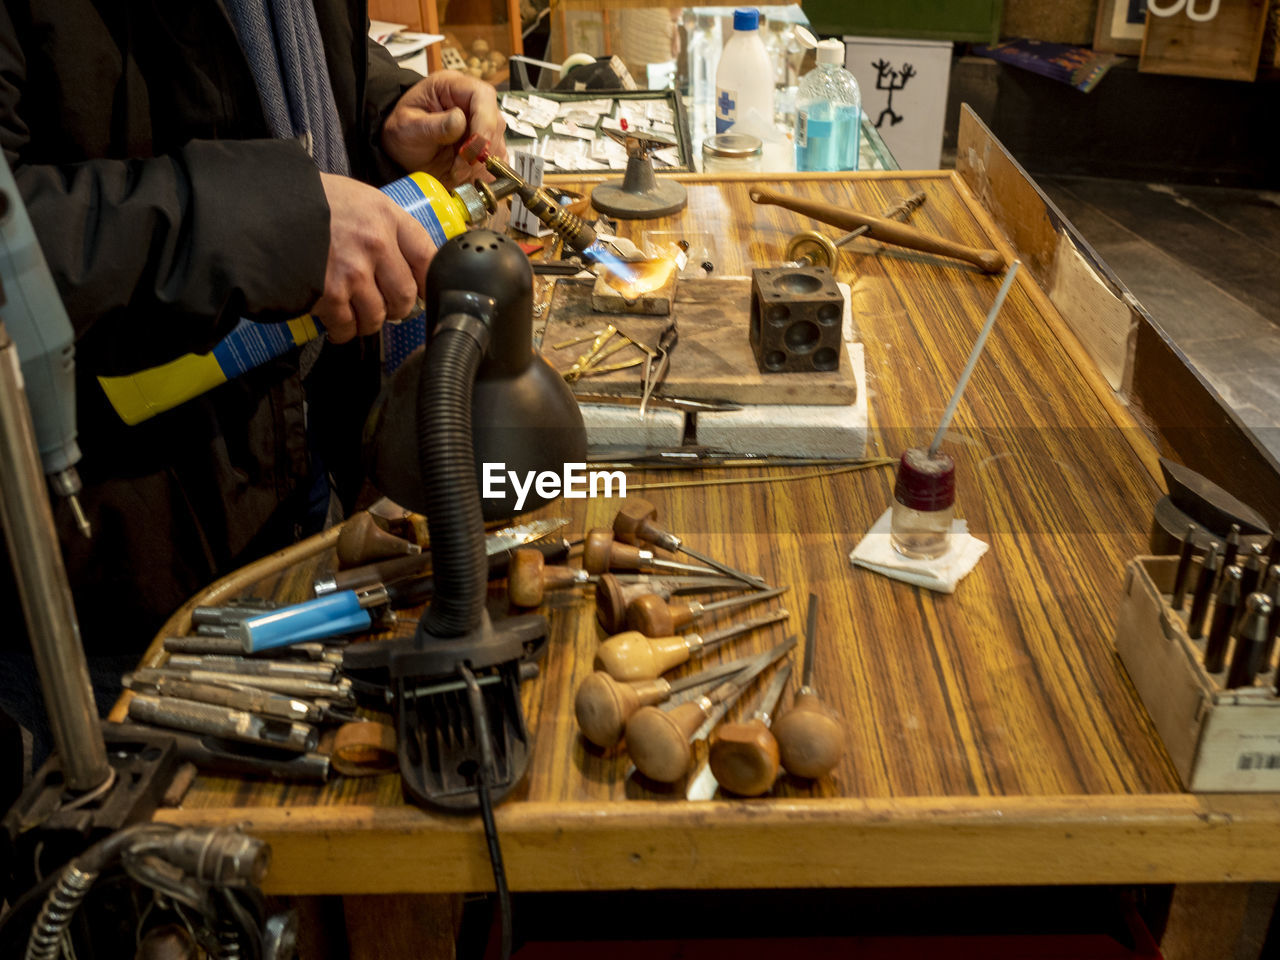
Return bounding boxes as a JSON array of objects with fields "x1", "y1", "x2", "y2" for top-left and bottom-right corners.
[{"x1": 639, "y1": 319, "x2": 679, "y2": 417}]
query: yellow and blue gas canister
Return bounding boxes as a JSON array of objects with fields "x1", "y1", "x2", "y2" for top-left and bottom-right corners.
[{"x1": 97, "y1": 172, "x2": 489, "y2": 425}]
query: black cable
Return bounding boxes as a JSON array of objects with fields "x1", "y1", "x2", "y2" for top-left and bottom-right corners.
[{"x1": 460, "y1": 664, "x2": 512, "y2": 960}]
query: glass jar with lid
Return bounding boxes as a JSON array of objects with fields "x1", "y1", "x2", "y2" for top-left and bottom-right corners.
[{"x1": 701, "y1": 133, "x2": 764, "y2": 173}]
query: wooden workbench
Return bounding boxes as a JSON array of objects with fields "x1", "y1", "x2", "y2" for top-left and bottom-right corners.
[{"x1": 114, "y1": 150, "x2": 1280, "y2": 956}]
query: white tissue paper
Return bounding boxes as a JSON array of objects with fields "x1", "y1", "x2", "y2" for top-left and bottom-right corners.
[{"x1": 849, "y1": 507, "x2": 988, "y2": 594}]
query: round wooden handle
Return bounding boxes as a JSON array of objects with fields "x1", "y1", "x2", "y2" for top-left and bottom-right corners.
[
  {"x1": 613, "y1": 497, "x2": 660, "y2": 546},
  {"x1": 583, "y1": 527, "x2": 617, "y2": 573},
  {"x1": 626, "y1": 703, "x2": 700, "y2": 782},
  {"x1": 709, "y1": 721, "x2": 780, "y2": 797},
  {"x1": 773, "y1": 691, "x2": 845, "y2": 779},
  {"x1": 335, "y1": 512, "x2": 419, "y2": 569},
  {"x1": 576, "y1": 673, "x2": 669, "y2": 748},
  {"x1": 594, "y1": 573, "x2": 630, "y2": 633},
  {"x1": 574, "y1": 672, "x2": 638, "y2": 748},
  {"x1": 625, "y1": 593, "x2": 693, "y2": 637},
  {"x1": 594, "y1": 632, "x2": 689, "y2": 681},
  {"x1": 508, "y1": 548, "x2": 546, "y2": 607}
]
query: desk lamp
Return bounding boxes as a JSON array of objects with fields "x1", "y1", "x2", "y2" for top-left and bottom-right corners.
[{"x1": 352, "y1": 229, "x2": 586, "y2": 812}]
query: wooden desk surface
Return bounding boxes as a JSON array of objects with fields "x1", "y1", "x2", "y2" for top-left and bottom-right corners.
[{"x1": 131, "y1": 172, "x2": 1280, "y2": 895}]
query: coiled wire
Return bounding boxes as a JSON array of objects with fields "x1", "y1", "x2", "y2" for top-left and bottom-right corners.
[{"x1": 24, "y1": 864, "x2": 96, "y2": 960}]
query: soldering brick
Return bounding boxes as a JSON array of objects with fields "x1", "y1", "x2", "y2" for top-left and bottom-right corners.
[
  {"x1": 695, "y1": 343, "x2": 868, "y2": 458},
  {"x1": 579, "y1": 402, "x2": 685, "y2": 451}
]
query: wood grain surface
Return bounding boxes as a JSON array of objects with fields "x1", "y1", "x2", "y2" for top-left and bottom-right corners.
[{"x1": 134, "y1": 173, "x2": 1280, "y2": 895}]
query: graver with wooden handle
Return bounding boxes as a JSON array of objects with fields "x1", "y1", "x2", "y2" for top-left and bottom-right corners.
[{"x1": 749, "y1": 186, "x2": 1006, "y2": 273}]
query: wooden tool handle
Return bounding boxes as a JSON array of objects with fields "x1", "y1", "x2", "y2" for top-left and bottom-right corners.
[
  {"x1": 330, "y1": 552, "x2": 430, "y2": 593},
  {"x1": 772, "y1": 689, "x2": 845, "y2": 779},
  {"x1": 335, "y1": 512, "x2": 420, "y2": 569},
  {"x1": 626, "y1": 594, "x2": 694, "y2": 637},
  {"x1": 584, "y1": 527, "x2": 647, "y2": 573},
  {"x1": 626, "y1": 703, "x2": 700, "y2": 782},
  {"x1": 709, "y1": 720, "x2": 780, "y2": 797},
  {"x1": 594, "y1": 573, "x2": 630, "y2": 633},
  {"x1": 749, "y1": 187, "x2": 1005, "y2": 273},
  {"x1": 613, "y1": 497, "x2": 661, "y2": 546},
  {"x1": 595, "y1": 632, "x2": 690, "y2": 681},
  {"x1": 508, "y1": 548, "x2": 546, "y2": 607},
  {"x1": 575, "y1": 672, "x2": 639, "y2": 748}
]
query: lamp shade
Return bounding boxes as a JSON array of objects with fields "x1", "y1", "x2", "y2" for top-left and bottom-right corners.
[{"x1": 364, "y1": 231, "x2": 587, "y2": 520}]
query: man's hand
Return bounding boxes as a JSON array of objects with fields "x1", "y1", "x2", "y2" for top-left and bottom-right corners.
[
  {"x1": 311, "y1": 173, "x2": 434, "y2": 344},
  {"x1": 380, "y1": 71, "x2": 507, "y2": 186}
]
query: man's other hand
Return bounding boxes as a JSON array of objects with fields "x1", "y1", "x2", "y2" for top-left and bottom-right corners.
[{"x1": 380, "y1": 71, "x2": 508, "y2": 186}]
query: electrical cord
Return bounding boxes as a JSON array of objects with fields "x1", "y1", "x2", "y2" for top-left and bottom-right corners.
[{"x1": 460, "y1": 664, "x2": 512, "y2": 960}]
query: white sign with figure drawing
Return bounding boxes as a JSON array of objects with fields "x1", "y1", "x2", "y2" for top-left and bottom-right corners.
[{"x1": 841, "y1": 36, "x2": 953, "y2": 171}]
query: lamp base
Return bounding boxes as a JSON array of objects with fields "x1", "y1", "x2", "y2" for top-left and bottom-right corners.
[{"x1": 345, "y1": 611, "x2": 547, "y2": 812}]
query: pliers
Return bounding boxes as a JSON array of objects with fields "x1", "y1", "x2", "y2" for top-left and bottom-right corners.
[{"x1": 639, "y1": 320, "x2": 678, "y2": 417}]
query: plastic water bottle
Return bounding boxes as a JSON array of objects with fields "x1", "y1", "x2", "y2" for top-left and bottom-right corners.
[
  {"x1": 795, "y1": 39, "x2": 861, "y2": 172},
  {"x1": 714, "y1": 9, "x2": 774, "y2": 135},
  {"x1": 687, "y1": 13, "x2": 722, "y2": 112}
]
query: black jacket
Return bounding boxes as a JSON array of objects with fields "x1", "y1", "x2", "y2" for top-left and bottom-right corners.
[{"x1": 0, "y1": 0, "x2": 417, "y2": 652}]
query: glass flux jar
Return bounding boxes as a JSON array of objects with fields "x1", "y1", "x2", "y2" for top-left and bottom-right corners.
[{"x1": 890, "y1": 448, "x2": 956, "y2": 560}]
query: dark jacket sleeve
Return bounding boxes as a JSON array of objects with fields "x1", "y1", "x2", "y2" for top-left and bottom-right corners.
[
  {"x1": 0, "y1": 8, "x2": 331, "y2": 375},
  {"x1": 360, "y1": 36, "x2": 423, "y2": 183}
]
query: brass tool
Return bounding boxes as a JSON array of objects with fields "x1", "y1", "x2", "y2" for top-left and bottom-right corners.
[
  {"x1": 749, "y1": 186, "x2": 1005, "y2": 273},
  {"x1": 627, "y1": 586, "x2": 788, "y2": 637},
  {"x1": 582, "y1": 527, "x2": 720, "y2": 577},
  {"x1": 707, "y1": 662, "x2": 793, "y2": 796},
  {"x1": 461, "y1": 136, "x2": 599, "y2": 254},
  {"x1": 335, "y1": 511, "x2": 421, "y2": 569},
  {"x1": 626, "y1": 637, "x2": 795, "y2": 783},
  {"x1": 772, "y1": 594, "x2": 845, "y2": 779},
  {"x1": 596, "y1": 572, "x2": 749, "y2": 633},
  {"x1": 783, "y1": 191, "x2": 926, "y2": 269},
  {"x1": 595, "y1": 608, "x2": 791, "y2": 682},
  {"x1": 613, "y1": 497, "x2": 768, "y2": 589},
  {"x1": 508, "y1": 547, "x2": 593, "y2": 607},
  {"x1": 573, "y1": 653, "x2": 761, "y2": 748}
]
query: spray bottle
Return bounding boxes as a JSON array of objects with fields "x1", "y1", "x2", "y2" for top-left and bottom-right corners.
[{"x1": 96, "y1": 173, "x2": 492, "y2": 426}]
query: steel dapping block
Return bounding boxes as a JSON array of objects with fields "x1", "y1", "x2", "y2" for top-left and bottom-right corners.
[{"x1": 749, "y1": 266, "x2": 844, "y2": 374}]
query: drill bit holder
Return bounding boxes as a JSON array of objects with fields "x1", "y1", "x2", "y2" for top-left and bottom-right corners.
[{"x1": 590, "y1": 129, "x2": 688, "y2": 220}]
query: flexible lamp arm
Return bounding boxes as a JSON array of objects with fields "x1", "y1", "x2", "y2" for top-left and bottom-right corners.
[{"x1": 416, "y1": 293, "x2": 494, "y2": 639}]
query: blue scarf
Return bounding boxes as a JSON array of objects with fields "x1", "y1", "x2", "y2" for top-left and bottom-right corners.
[{"x1": 223, "y1": 0, "x2": 350, "y2": 176}]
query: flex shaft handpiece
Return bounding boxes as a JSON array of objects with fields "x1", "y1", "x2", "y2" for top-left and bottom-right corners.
[{"x1": 595, "y1": 608, "x2": 791, "y2": 682}]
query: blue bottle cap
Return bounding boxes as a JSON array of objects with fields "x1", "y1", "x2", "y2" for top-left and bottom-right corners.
[{"x1": 733, "y1": 8, "x2": 759, "y2": 30}]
